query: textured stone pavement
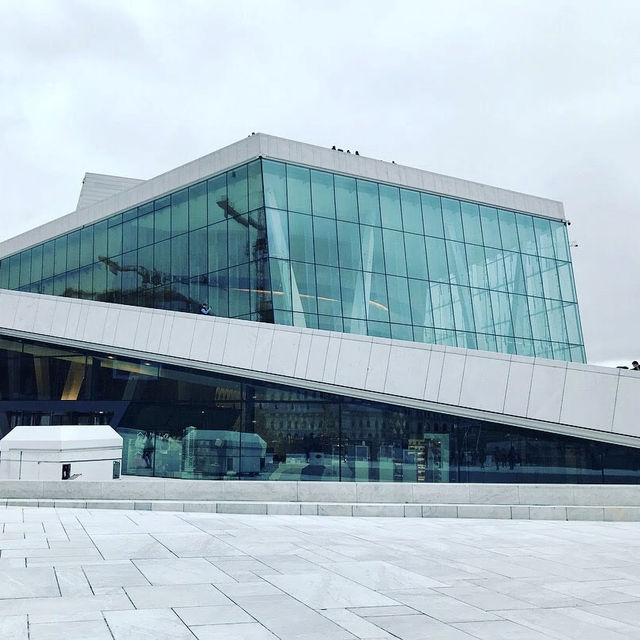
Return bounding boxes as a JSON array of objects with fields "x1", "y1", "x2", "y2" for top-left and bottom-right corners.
[{"x1": 0, "y1": 508, "x2": 640, "y2": 639}]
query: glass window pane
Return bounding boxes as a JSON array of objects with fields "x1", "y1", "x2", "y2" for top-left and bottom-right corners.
[
  {"x1": 366, "y1": 272, "x2": 389, "y2": 321},
  {"x1": 54, "y1": 236, "x2": 67, "y2": 275},
  {"x1": 248, "y1": 159, "x2": 264, "y2": 211},
  {"x1": 154, "y1": 238, "x2": 171, "y2": 275},
  {"x1": 360, "y1": 225, "x2": 385, "y2": 273},
  {"x1": 292, "y1": 261, "x2": 317, "y2": 315},
  {"x1": 171, "y1": 234, "x2": 188, "y2": 279},
  {"x1": 208, "y1": 221, "x2": 228, "y2": 273},
  {"x1": 93, "y1": 221, "x2": 108, "y2": 260},
  {"x1": 529, "y1": 296, "x2": 550, "y2": 341},
  {"x1": 564, "y1": 303, "x2": 583, "y2": 344},
  {"x1": 516, "y1": 214, "x2": 537, "y2": 254},
  {"x1": 227, "y1": 164, "x2": 248, "y2": 215},
  {"x1": 503, "y1": 251, "x2": 526, "y2": 295},
  {"x1": 121, "y1": 218, "x2": 137, "y2": 254},
  {"x1": 409, "y1": 279, "x2": 433, "y2": 327},
  {"x1": 498, "y1": 210, "x2": 519, "y2": 251},
  {"x1": 263, "y1": 160, "x2": 287, "y2": 210},
  {"x1": 382, "y1": 229, "x2": 406, "y2": 277},
  {"x1": 287, "y1": 165, "x2": 311, "y2": 214},
  {"x1": 425, "y1": 237, "x2": 448, "y2": 282},
  {"x1": 522, "y1": 254, "x2": 544, "y2": 297},
  {"x1": 430, "y1": 282, "x2": 455, "y2": 329},
  {"x1": 357, "y1": 179, "x2": 381, "y2": 226},
  {"x1": 400, "y1": 189, "x2": 422, "y2": 234},
  {"x1": 422, "y1": 194, "x2": 444, "y2": 237},
  {"x1": 480, "y1": 206, "x2": 501, "y2": 248},
  {"x1": 80, "y1": 226, "x2": 93, "y2": 267},
  {"x1": 31, "y1": 245, "x2": 43, "y2": 283},
  {"x1": 79, "y1": 264, "x2": 92, "y2": 298},
  {"x1": 534, "y1": 217, "x2": 555, "y2": 258},
  {"x1": 313, "y1": 216, "x2": 338, "y2": 266},
  {"x1": 227, "y1": 214, "x2": 249, "y2": 266},
  {"x1": 540, "y1": 257, "x2": 561, "y2": 299},
  {"x1": 485, "y1": 248, "x2": 507, "y2": 291},
  {"x1": 404, "y1": 234, "x2": 428, "y2": 279},
  {"x1": 207, "y1": 173, "x2": 227, "y2": 225},
  {"x1": 42, "y1": 240, "x2": 55, "y2": 279},
  {"x1": 266, "y1": 209, "x2": 289, "y2": 260},
  {"x1": 228, "y1": 263, "x2": 250, "y2": 316},
  {"x1": 67, "y1": 230, "x2": 80, "y2": 271},
  {"x1": 552, "y1": 221, "x2": 570, "y2": 261},
  {"x1": 451, "y1": 285, "x2": 475, "y2": 332},
  {"x1": 557, "y1": 262, "x2": 576, "y2": 302},
  {"x1": 445, "y1": 240, "x2": 469, "y2": 286},
  {"x1": 442, "y1": 198, "x2": 463, "y2": 241},
  {"x1": 337, "y1": 221, "x2": 362, "y2": 270},
  {"x1": 368, "y1": 320, "x2": 390, "y2": 338},
  {"x1": 490, "y1": 290, "x2": 514, "y2": 336},
  {"x1": 471, "y1": 288, "x2": 494, "y2": 334},
  {"x1": 171, "y1": 189, "x2": 188, "y2": 236},
  {"x1": 189, "y1": 228, "x2": 208, "y2": 278},
  {"x1": 189, "y1": 181, "x2": 208, "y2": 230},
  {"x1": 0, "y1": 259, "x2": 9, "y2": 289},
  {"x1": 315, "y1": 265, "x2": 341, "y2": 316},
  {"x1": 461, "y1": 202, "x2": 483, "y2": 245},
  {"x1": 387, "y1": 275, "x2": 411, "y2": 324},
  {"x1": 546, "y1": 299, "x2": 568, "y2": 343},
  {"x1": 340, "y1": 268, "x2": 366, "y2": 319},
  {"x1": 335, "y1": 175, "x2": 358, "y2": 222},
  {"x1": 137, "y1": 212, "x2": 153, "y2": 248},
  {"x1": 311, "y1": 170, "x2": 335, "y2": 218},
  {"x1": 510, "y1": 294, "x2": 532, "y2": 338},
  {"x1": 289, "y1": 211, "x2": 314, "y2": 263},
  {"x1": 93, "y1": 262, "x2": 106, "y2": 300},
  {"x1": 379, "y1": 185, "x2": 402, "y2": 230},
  {"x1": 466, "y1": 244, "x2": 488, "y2": 289},
  {"x1": 19, "y1": 250, "x2": 31, "y2": 287},
  {"x1": 210, "y1": 269, "x2": 229, "y2": 316}
]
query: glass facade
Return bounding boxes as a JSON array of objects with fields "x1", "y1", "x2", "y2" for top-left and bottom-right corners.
[
  {"x1": 0, "y1": 334, "x2": 636, "y2": 483},
  {"x1": 0, "y1": 159, "x2": 585, "y2": 361}
]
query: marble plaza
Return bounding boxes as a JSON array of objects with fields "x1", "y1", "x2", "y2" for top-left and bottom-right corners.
[{"x1": 0, "y1": 507, "x2": 639, "y2": 638}]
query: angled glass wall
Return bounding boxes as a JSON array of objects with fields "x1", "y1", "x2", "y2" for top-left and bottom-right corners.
[
  {"x1": 0, "y1": 160, "x2": 273, "y2": 323},
  {"x1": 0, "y1": 334, "x2": 636, "y2": 483},
  {"x1": 262, "y1": 159, "x2": 585, "y2": 362},
  {"x1": 0, "y1": 158, "x2": 586, "y2": 362}
]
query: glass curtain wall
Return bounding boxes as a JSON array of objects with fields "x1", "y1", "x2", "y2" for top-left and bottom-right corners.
[
  {"x1": 0, "y1": 160, "x2": 273, "y2": 324},
  {"x1": 1, "y1": 334, "x2": 636, "y2": 483},
  {"x1": 262, "y1": 160, "x2": 585, "y2": 362}
]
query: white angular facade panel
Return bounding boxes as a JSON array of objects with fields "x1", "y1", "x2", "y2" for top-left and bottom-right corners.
[
  {"x1": 612, "y1": 374, "x2": 640, "y2": 438},
  {"x1": 268, "y1": 329, "x2": 301, "y2": 377},
  {"x1": 222, "y1": 322, "x2": 259, "y2": 370},
  {"x1": 437, "y1": 352, "x2": 466, "y2": 405},
  {"x1": 527, "y1": 362, "x2": 567, "y2": 422},
  {"x1": 365, "y1": 342, "x2": 391, "y2": 393},
  {"x1": 333, "y1": 337, "x2": 372, "y2": 389},
  {"x1": 503, "y1": 359, "x2": 534, "y2": 416},
  {"x1": 322, "y1": 335, "x2": 342, "y2": 384},
  {"x1": 459, "y1": 353, "x2": 510, "y2": 413},
  {"x1": 384, "y1": 345, "x2": 430, "y2": 399},
  {"x1": 560, "y1": 367, "x2": 618, "y2": 432},
  {"x1": 305, "y1": 334, "x2": 330, "y2": 382},
  {"x1": 423, "y1": 348, "x2": 445, "y2": 401},
  {"x1": 251, "y1": 325, "x2": 275, "y2": 372}
]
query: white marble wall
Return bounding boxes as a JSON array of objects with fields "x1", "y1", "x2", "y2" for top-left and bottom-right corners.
[{"x1": 1, "y1": 289, "x2": 638, "y2": 447}]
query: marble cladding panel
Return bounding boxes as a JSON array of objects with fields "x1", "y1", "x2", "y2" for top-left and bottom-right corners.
[
  {"x1": 384, "y1": 345, "x2": 430, "y2": 400},
  {"x1": 364, "y1": 342, "x2": 391, "y2": 393},
  {"x1": 560, "y1": 368, "x2": 618, "y2": 431},
  {"x1": 611, "y1": 374, "x2": 640, "y2": 438},
  {"x1": 333, "y1": 337, "x2": 372, "y2": 389},
  {"x1": 305, "y1": 334, "x2": 330, "y2": 382},
  {"x1": 527, "y1": 362, "x2": 567, "y2": 422},
  {"x1": 268, "y1": 329, "x2": 301, "y2": 377},
  {"x1": 437, "y1": 352, "x2": 466, "y2": 405},
  {"x1": 250, "y1": 325, "x2": 275, "y2": 372},
  {"x1": 459, "y1": 354, "x2": 510, "y2": 413},
  {"x1": 503, "y1": 360, "x2": 534, "y2": 416}
]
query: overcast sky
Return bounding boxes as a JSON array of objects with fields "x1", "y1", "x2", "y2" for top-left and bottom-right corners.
[{"x1": 1, "y1": 0, "x2": 638, "y2": 365}]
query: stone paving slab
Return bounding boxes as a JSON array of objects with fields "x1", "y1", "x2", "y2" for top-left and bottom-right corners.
[{"x1": 0, "y1": 507, "x2": 638, "y2": 638}]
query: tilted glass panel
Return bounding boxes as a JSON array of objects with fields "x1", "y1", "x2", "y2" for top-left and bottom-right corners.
[
  {"x1": 154, "y1": 238, "x2": 170, "y2": 275},
  {"x1": 171, "y1": 234, "x2": 188, "y2": 282},
  {"x1": 121, "y1": 250, "x2": 137, "y2": 303},
  {"x1": 421, "y1": 194, "x2": 444, "y2": 238},
  {"x1": 19, "y1": 250, "x2": 31, "y2": 287},
  {"x1": 466, "y1": 244, "x2": 489, "y2": 289},
  {"x1": 457, "y1": 331, "x2": 477, "y2": 350},
  {"x1": 315, "y1": 265, "x2": 342, "y2": 317},
  {"x1": 54, "y1": 236, "x2": 67, "y2": 276},
  {"x1": 510, "y1": 293, "x2": 533, "y2": 339},
  {"x1": 546, "y1": 299, "x2": 568, "y2": 343},
  {"x1": 480, "y1": 206, "x2": 502, "y2": 249},
  {"x1": 360, "y1": 225, "x2": 385, "y2": 274},
  {"x1": 286, "y1": 164, "x2": 311, "y2": 214},
  {"x1": 79, "y1": 226, "x2": 93, "y2": 267},
  {"x1": 496, "y1": 335, "x2": 517, "y2": 355},
  {"x1": 540, "y1": 257, "x2": 561, "y2": 300},
  {"x1": 366, "y1": 272, "x2": 390, "y2": 322},
  {"x1": 498, "y1": 209, "x2": 519, "y2": 252},
  {"x1": 357, "y1": 179, "x2": 381, "y2": 227},
  {"x1": 400, "y1": 189, "x2": 422, "y2": 234},
  {"x1": 503, "y1": 250, "x2": 526, "y2": 295},
  {"x1": 228, "y1": 263, "x2": 250, "y2": 316},
  {"x1": 404, "y1": 233, "x2": 428, "y2": 280},
  {"x1": 227, "y1": 164, "x2": 249, "y2": 215},
  {"x1": 379, "y1": 185, "x2": 402, "y2": 230},
  {"x1": 171, "y1": 189, "x2": 188, "y2": 236},
  {"x1": 551, "y1": 220, "x2": 570, "y2": 261},
  {"x1": 471, "y1": 288, "x2": 494, "y2": 334},
  {"x1": 515, "y1": 337, "x2": 535, "y2": 357},
  {"x1": 0, "y1": 260, "x2": 8, "y2": 289},
  {"x1": 227, "y1": 215, "x2": 250, "y2": 267},
  {"x1": 41, "y1": 241, "x2": 54, "y2": 280},
  {"x1": 340, "y1": 268, "x2": 367, "y2": 320},
  {"x1": 189, "y1": 228, "x2": 207, "y2": 279},
  {"x1": 262, "y1": 160, "x2": 287, "y2": 210},
  {"x1": 67, "y1": 230, "x2": 80, "y2": 272},
  {"x1": 289, "y1": 212, "x2": 314, "y2": 263},
  {"x1": 189, "y1": 182, "x2": 208, "y2": 231},
  {"x1": 387, "y1": 275, "x2": 411, "y2": 324},
  {"x1": 522, "y1": 253, "x2": 544, "y2": 297},
  {"x1": 334, "y1": 175, "x2": 358, "y2": 222},
  {"x1": 154, "y1": 203, "x2": 171, "y2": 243},
  {"x1": 31, "y1": 245, "x2": 43, "y2": 283},
  {"x1": 121, "y1": 218, "x2": 137, "y2": 255},
  {"x1": 94, "y1": 221, "x2": 108, "y2": 262},
  {"x1": 461, "y1": 202, "x2": 483, "y2": 245},
  {"x1": 557, "y1": 262, "x2": 576, "y2": 302},
  {"x1": 442, "y1": 198, "x2": 464, "y2": 242},
  {"x1": 93, "y1": 262, "x2": 106, "y2": 300},
  {"x1": 208, "y1": 221, "x2": 228, "y2": 273},
  {"x1": 310, "y1": 169, "x2": 335, "y2": 218},
  {"x1": 207, "y1": 174, "x2": 227, "y2": 225},
  {"x1": 534, "y1": 216, "x2": 555, "y2": 258},
  {"x1": 247, "y1": 159, "x2": 264, "y2": 211},
  {"x1": 445, "y1": 240, "x2": 469, "y2": 286},
  {"x1": 336, "y1": 221, "x2": 362, "y2": 270},
  {"x1": 528, "y1": 296, "x2": 551, "y2": 341},
  {"x1": 79, "y1": 264, "x2": 92, "y2": 298},
  {"x1": 313, "y1": 216, "x2": 339, "y2": 266},
  {"x1": 477, "y1": 332, "x2": 498, "y2": 352},
  {"x1": 408, "y1": 279, "x2": 434, "y2": 328},
  {"x1": 430, "y1": 282, "x2": 455, "y2": 330},
  {"x1": 451, "y1": 285, "x2": 475, "y2": 332},
  {"x1": 138, "y1": 212, "x2": 154, "y2": 248},
  {"x1": 485, "y1": 248, "x2": 507, "y2": 291},
  {"x1": 490, "y1": 290, "x2": 514, "y2": 336},
  {"x1": 209, "y1": 269, "x2": 229, "y2": 317},
  {"x1": 425, "y1": 236, "x2": 448, "y2": 282},
  {"x1": 291, "y1": 261, "x2": 317, "y2": 315},
  {"x1": 564, "y1": 302, "x2": 583, "y2": 344},
  {"x1": 318, "y1": 314, "x2": 344, "y2": 331},
  {"x1": 266, "y1": 209, "x2": 289, "y2": 260},
  {"x1": 382, "y1": 229, "x2": 406, "y2": 277}
]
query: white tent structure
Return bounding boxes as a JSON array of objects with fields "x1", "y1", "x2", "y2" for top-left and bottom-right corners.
[{"x1": 0, "y1": 425, "x2": 123, "y2": 481}]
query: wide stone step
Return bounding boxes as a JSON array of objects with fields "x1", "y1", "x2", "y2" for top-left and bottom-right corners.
[{"x1": 2, "y1": 498, "x2": 640, "y2": 521}]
